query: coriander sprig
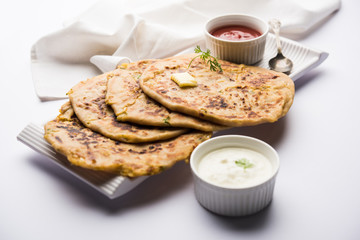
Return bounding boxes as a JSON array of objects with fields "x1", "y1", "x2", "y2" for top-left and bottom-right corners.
[
  {"x1": 163, "y1": 116, "x2": 171, "y2": 125},
  {"x1": 188, "y1": 46, "x2": 223, "y2": 72},
  {"x1": 235, "y1": 158, "x2": 254, "y2": 171}
]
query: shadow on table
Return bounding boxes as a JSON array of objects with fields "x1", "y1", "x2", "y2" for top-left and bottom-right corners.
[
  {"x1": 213, "y1": 116, "x2": 287, "y2": 149},
  {"x1": 29, "y1": 153, "x2": 194, "y2": 213},
  {"x1": 201, "y1": 202, "x2": 273, "y2": 231},
  {"x1": 294, "y1": 70, "x2": 323, "y2": 91}
]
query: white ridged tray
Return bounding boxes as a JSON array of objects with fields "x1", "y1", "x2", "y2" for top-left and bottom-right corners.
[
  {"x1": 17, "y1": 35, "x2": 328, "y2": 199},
  {"x1": 259, "y1": 34, "x2": 328, "y2": 80},
  {"x1": 17, "y1": 123, "x2": 147, "y2": 199}
]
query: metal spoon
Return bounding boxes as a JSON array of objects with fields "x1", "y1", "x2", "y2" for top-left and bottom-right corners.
[{"x1": 268, "y1": 19, "x2": 293, "y2": 75}]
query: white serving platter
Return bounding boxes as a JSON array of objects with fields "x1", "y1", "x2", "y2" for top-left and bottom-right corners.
[
  {"x1": 17, "y1": 123, "x2": 148, "y2": 199},
  {"x1": 259, "y1": 34, "x2": 328, "y2": 80},
  {"x1": 17, "y1": 34, "x2": 328, "y2": 199}
]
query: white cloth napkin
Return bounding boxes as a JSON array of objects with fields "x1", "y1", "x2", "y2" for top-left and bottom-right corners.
[{"x1": 31, "y1": 0, "x2": 341, "y2": 101}]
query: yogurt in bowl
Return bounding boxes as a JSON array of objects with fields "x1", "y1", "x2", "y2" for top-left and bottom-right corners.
[
  {"x1": 197, "y1": 147, "x2": 273, "y2": 188},
  {"x1": 190, "y1": 135, "x2": 279, "y2": 216}
]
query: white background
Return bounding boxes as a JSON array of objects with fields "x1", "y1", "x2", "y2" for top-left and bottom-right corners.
[{"x1": 1, "y1": 0, "x2": 359, "y2": 240}]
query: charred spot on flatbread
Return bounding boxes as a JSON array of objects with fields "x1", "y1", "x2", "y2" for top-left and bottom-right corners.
[
  {"x1": 67, "y1": 70, "x2": 187, "y2": 143},
  {"x1": 44, "y1": 107, "x2": 211, "y2": 177},
  {"x1": 105, "y1": 60, "x2": 227, "y2": 132},
  {"x1": 139, "y1": 54, "x2": 294, "y2": 127}
]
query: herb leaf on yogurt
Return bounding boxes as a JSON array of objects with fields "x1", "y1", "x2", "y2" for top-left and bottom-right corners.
[
  {"x1": 235, "y1": 158, "x2": 254, "y2": 171},
  {"x1": 188, "y1": 45, "x2": 223, "y2": 72}
]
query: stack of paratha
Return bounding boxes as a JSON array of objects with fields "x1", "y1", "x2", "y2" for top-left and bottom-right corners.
[{"x1": 44, "y1": 53, "x2": 294, "y2": 178}]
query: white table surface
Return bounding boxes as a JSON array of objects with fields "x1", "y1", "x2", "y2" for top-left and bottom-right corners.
[{"x1": 1, "y1": 1, "x2": 359, "y2": 239}]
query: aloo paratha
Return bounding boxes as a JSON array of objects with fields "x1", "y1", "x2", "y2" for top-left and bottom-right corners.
[
  {"x1": 139, "y1": 54, "x2": 295, "y2": 127},
  {"x1": 67, "y1": 70, "x2": 187, "y2": 143},
  {"x1": 106, "y1": 60, "x2": 226, "y2": 131},
  {"x1": 44, "y1": 105, "x2": 211, "y2": 177}
]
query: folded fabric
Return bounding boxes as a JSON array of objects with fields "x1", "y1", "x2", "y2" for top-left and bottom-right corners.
[{"x1": 31, "y1": 0, "x2": 341, "y2": 101}]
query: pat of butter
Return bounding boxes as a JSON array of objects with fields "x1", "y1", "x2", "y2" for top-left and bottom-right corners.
[
  {"x1": 118, "y1": 63, "x2": 129, "y2": 69},
  {"x1": 170, "y1": 72, "x2": 197, "y2": 87}
]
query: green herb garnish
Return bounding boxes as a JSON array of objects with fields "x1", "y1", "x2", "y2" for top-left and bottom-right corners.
[
  {"x1": 188, "y1": 45, "x2": 223, "y2": 72},
  {"x1": 163, "y1": 116, "x2": 171, "y2": 125},
  {"x1": 235, "y1": 158, "x2": 254, "y2": 171}
]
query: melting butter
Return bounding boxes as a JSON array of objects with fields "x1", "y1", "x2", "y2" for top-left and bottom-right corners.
[{"x1": 170, "y1": 72, "x2": 197, "y2": 87}]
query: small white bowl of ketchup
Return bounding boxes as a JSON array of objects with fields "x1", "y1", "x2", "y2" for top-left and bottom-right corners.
[{"x1": 205, "y1": 14, "x2": 269, "y2": 65}]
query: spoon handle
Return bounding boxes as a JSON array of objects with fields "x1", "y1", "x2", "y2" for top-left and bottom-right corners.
[{"x1": 269, "y1": 19, "x2": 283, "y2": 54}]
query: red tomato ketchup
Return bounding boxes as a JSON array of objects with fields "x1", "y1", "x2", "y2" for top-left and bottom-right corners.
[{"x1": 211, "y1": 25, "x2": 261, "y2": 41}]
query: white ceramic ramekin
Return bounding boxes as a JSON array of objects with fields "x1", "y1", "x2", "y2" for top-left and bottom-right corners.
[
  {"x1": 205, "y1": 14, "x2": 269, "y2": 65},
  {"x1": 190, "y1": 135, "x2": 279, "y2": 217}
]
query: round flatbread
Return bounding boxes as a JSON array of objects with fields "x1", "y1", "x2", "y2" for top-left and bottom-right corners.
[
  {"x1": 67, "y1": 70, "x2": 187, "y2": 143},
  {"x1": 106, "y1": 60, "x2": 226, "y2": 131},
  {"x1": 44, "y1": 107, "x2": 211, "y2": 177},
  {"x1": 139, "y1": 54, "x2": 295, "y2": 127}
]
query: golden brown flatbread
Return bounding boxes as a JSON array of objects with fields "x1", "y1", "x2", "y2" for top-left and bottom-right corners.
[
  {"x1": 44, "y1": 106, "x2": 211, "y2": 177},
  {"x1": 139, "y1": 54, "x2": 295, "y2": 127},
  {"x1": 67, "y1": 70, "x2": 187, "y2": 143},
  {"x1": 106, "y1": 60, "x2": 226, "y2": 131}
]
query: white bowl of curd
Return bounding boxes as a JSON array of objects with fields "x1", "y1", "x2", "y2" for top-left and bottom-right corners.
[{"x1": 190, "y1": 135, "x2": 279, "y2": 216}]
